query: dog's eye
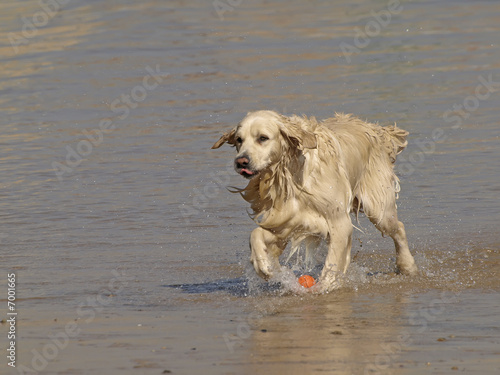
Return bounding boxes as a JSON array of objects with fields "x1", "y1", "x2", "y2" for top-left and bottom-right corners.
[
  {"x1": 236, "y1": 137, "x2": 242, "y2": 144},
  {"x1": 259, "y1": 136, "x2": 269, "y2": 143}
]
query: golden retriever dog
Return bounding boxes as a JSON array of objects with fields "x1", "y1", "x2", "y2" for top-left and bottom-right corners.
[{"x1": 212, "y1": 110, "x2": 418, "y2": 292}]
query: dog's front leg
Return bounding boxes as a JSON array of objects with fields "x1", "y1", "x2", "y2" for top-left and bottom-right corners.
[
  {"x1": 250, "y1": 227, "x2": 285, "y2": 280},
  {"x1": 315, "y1": 216, "x2": 353, "y2": 293}
]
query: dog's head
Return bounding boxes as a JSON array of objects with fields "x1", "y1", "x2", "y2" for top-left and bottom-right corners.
[{"x1": 212, "y1": 110, "x2": 317, "y2": 179}]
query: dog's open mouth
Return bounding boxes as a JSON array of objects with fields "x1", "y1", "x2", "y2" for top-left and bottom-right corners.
[{"x1": 239, "y1": 168, "x2": 258, "y2": 179}]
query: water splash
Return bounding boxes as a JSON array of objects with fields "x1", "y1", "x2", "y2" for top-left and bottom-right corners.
[{"x1": 243, "y1": 244, "x2": 499, "y2": 296}]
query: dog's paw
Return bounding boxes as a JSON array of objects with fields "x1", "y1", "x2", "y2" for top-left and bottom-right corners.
[
  {"x1": 309, "y1": 279, "x2": 340, "y2": 294},
  {"x1": 250, "y1": 256, "x2": 274, "y2": 281},
  {"x1": 397, "y1": 261, "x2": 418, "y2": 276}
]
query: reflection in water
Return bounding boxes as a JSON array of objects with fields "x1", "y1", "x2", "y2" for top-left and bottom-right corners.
[{"x1": 248, "y1": 291, "x2": 408, "y2": 374}]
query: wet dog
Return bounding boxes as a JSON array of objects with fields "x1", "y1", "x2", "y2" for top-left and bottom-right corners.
[{"x1": 212, "y1": 110, "x2": 418, "y2": 292}]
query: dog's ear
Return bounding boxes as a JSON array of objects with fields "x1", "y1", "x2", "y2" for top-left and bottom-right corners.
[
  {"x1": 212, "y1": 128, "x2": 236, "y2": 149},
  {"x1": 278, "y1": 115, "x2": 317, "y2": 150}
]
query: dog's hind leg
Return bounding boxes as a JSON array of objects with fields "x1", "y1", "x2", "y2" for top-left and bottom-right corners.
[{"x1": 367, "y1": 199, "x2": 418, "y2": 276}]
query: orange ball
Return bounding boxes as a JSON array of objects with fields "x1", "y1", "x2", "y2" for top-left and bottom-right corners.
[{"x1": 298, "y1": 275, "x2": 316, "y2": 288}]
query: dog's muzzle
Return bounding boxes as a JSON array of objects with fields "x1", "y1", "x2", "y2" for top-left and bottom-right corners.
[{"x1": 235, "y1": 155, "x2": 256, "y2": 178}]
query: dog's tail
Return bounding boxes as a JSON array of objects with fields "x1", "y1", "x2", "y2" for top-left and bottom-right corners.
[{"x1": 381, "y1": 124, "x2": 408, "y2": 163}]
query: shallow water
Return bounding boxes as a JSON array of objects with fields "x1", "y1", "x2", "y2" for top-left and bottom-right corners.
[{"x1": 1, "y1": 0, "x2": 499, "y2": 374}]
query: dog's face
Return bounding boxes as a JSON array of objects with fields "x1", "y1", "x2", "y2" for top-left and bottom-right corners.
[
  {"x1": 232, "y1": 113, "x2": 283, "y2": 178},
  {"x1": 212, "y1": 110, "x2": 317, "y2": 179}
]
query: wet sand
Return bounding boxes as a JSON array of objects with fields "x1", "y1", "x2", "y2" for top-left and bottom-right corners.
[{"x1": 6, "y1": 246, "x2": 499, "y2": 374}]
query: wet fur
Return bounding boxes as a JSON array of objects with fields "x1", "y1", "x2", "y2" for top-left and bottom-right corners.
[{"x1": 212, "y1": 110, "x2": 418, "y2": 292}]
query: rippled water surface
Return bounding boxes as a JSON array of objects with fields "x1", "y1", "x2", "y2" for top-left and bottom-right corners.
[{"x1": 1, "y1": 1, "x2": 499, "y2": 374}]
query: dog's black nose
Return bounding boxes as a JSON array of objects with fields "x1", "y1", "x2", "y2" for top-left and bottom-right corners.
[{"x1": 235, "y1": 156, "x2": 250, "y2": 169}]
